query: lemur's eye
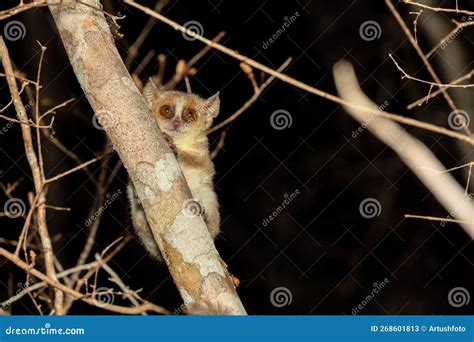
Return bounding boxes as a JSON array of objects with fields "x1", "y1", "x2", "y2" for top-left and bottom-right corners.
[
  {"x1": 182, "y1": 108, "x2": 196, "y2": 123},
  {"x1": 159, "y1": 105, "x2": 173, "y2": 118}
]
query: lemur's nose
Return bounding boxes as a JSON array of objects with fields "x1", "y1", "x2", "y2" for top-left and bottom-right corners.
[{"x1": 172, "y1": 121, "x2": 180, "y2": 129}]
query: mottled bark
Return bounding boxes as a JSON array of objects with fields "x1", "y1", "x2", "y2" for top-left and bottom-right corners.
[{"x1": 48, "y1": 0, "x2": 246, "y2": 315}]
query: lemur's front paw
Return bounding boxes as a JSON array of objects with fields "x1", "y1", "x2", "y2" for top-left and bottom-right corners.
[{"x1": 163, "y1": 132, "x2": 178, "y2": 156}]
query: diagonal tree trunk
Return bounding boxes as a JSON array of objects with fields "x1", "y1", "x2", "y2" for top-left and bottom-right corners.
[{"x1": 48, "y1": 0, "x2": 246, "y2": 315}]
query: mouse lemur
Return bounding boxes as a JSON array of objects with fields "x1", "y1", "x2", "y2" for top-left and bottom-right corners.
[{"x1": 127, "y1": 79, "x2": 221, "y2": 260}]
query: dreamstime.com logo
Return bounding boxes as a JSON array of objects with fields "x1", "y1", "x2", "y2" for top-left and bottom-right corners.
[
  {"x1": 84, "y1": 189, "x2": 122, "y2": 227},
  {"x1": 92, "y1": 110, "x2": 119, "y2": 130},
  {"x1": 182, "y1": 198, "x2": 204, "y2": 218},
  {"x1": 448, "y1": 110, "x2": 470, "y2": 131},
  {"x1": 359, "y1": 198, "x2": 381, "y2": 219},
  {"x1": 439, "y1": 193, "x2": 472, "y2": 228},
  {"x1": 91, "y1": 287, "x2": 115, "y2": 308},
  {"x1": 262, "y1": 11, "x2": 300, "y2": 49},
  {"x1": 3, "y1": 198, "x2": 26, "y2": 218},
  {"x1": 448, "y1": 287, "x2": 470, "y2": 308},
  {"x1": 352, "y1": 278, "x2": 390, "y2": 315},
  {"x1": 4, "y1": 323, "x2": 85, "y2": 336},
  {"x1": 270, "y1": 109, "x2": 293, "y2": 130},
  {"x1": 4, "y1": 20, "x2": 26, "y2": 41},
  {"x1": 1, "y1": 280, "x2": 34, "y2": 312},
  {"x1": 261, "y1": 189, "x2": 300, "y2": 227},
  {"x1": 359, "y1": 20, "x2": 381, "y2": 41},
  {"x1": 0, "y1": 100, "x2": 34, "y2": 133},
  {"x1": 270, "y1": 286, "x2": 293, "y2": 307},
  {"x1": 351, "y1": 100, "x2": 389, "y2": 139},
  {"x1": 182, "y1": 21, "x2": 204, "y2": 41}
]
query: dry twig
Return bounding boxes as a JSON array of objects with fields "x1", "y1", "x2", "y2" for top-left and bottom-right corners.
[{"x1": 333, "y1": 60, "x2": 474, "y2": 238}]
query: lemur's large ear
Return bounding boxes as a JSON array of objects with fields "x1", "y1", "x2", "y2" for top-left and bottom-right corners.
[
  {"x1": 204, "y1": 92, "x2": 220, "y2": 119},
  {"x1": 142, "y1": 78, "x2": 159, "y2": 105}
]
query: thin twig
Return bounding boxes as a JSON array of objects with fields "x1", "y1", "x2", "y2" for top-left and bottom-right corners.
[
  {"x1": 0, "y1": 0, "x2": 48, "y2": 20},
  {"x1": 389, "y1": 54, "x2": 474, "y2": 88},
  {"x1": 403, "y1": 0, "x2": 474, "y2": 16},
  {"x1": 44, "y1": 154, "x2": 107, "y2": 184},
  {"x1": 407, "y1": 70, "x2": 474, "y2": 109},
  {"x1": 34, "y1": 42, "x2": 47, "y2": 182},
  {"x1": 404, "y1": 214, "x2": 473, "y2": 224},
  {"x1": 409, "y1": 10, "x2": 423, "y2": 43},
  {"x1": 210, "y1": 131, "x2": 226, "y2": 160}
]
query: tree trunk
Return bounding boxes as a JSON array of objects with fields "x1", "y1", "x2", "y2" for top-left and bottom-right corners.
[{"x1": 48, "y1": 0, "x2": 246, "y2": 315}]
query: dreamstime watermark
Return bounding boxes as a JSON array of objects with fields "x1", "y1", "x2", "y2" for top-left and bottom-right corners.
[
  {"x1": 262, "y1": 11, "x2": 300, "y2": 49},
  {"x1": 182, "y1": 198, "x2": 204, "y2": 218},
  {"x1": 0, "y1": 100, "x2": 34, "y2": 135},
  {"x1": 440, "y1": 15, "x2": 474, "y2": 50},
  {"x1": 0, "y1": 121, "x2": 15, "y2": 136},
  {"x1": 182, "y1": 21, "x2": 204, "y2": 41},
  {"x1": 447, "y1": 109, "x2": 470, "y2": 131},
  {"x1": 3, "y1": 198, "x2": 26, "y2": 219},
  {"x1": 84, "y1": 189, "x2": 122, "y2": 227},
  {"x1": 351, "y1": 100, "x2": 389, "y2": 139},
  {"x1": 173, "y1": 303, "x2": 187, "y2": 315},
  {"x1": 440, "y1": 193, "x2": 472, "y2": 227},
  {"x1": 270, "y1": 109, "x2": 292, "y2": 130},
  {"x1": 1, "y1": 279, "x2": 34, "y2": 312},
  {"x1": 448, "y1": 287, "x2": 470, "y2": 308},
  {"x1": 4, "y1": 20, "x2": 26, "y2": 41},
  {"x1": 270, "y1": 286, "x2": 293, "y2": 307},
  {"x1": 440, "y1": 26, "x2": 463, "y2": 50},
  {"x1": 359, "y1": 20, "x2": 381, "y2": 41},
  {"x1": 4, "y1": 323, "x2": 85, "y2": 336},
  {"x1": 352, "y1": 278, "x2": 390, "y2": 315},
  {"x1": 92, "y1": 110, "x2": 119, "y2": 130},
  {"x1": 91, "y1": 287, "x2": 115, "y2": 307},
  {"x1": 262, "y1": 189, "x2": 300, "y2": 227},
  {"x1": 359, "y1": 198, "x2": 381, "y2": 219}
]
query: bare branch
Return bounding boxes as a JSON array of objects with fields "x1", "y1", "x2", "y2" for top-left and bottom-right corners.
[
  {"x1": 44, "y1": 154, "x2": 107, "y2": 184},
  {"x1": 407, "y1": 70, "x2": 474, "y2": 109},
  {"x1": 333, "y1": 60, "x2": 474, "y2": 238},
  {"x1": 389, "y1": 54, "x2": 474, "y2": 88},
  {"x1": 403, "y1": 0, "x2": 474, "y2": 16}
]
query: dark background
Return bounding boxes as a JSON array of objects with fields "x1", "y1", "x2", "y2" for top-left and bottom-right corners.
[{"x1": 0, "y1": 0, "x2": 473, "y2": 315}]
